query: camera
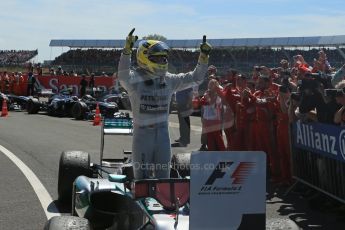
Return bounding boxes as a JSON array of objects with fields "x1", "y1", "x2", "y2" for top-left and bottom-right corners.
[
  {"x1": 324, "y1": 88, "x2": 345, "y2": 97},
  {"x1": 279, "y1": 85, "x2": 290, "y2": 93},
  {"x1": 290, "y1": 92, "x2": 301, "y2": 101},
  {"x1": 298, "y1": 78, "x2": 319, "y2": 91},
  {"x1": 280, "y1": 70, "x2": 291, "y2": 77},
  {"x1": 298, "y1": 72, "x2": 332, "y2": 91}
]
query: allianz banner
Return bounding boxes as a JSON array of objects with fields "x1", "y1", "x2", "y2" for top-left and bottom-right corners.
[{"x1": 292, "y1": 121, "x2": 345, "y2": 163}]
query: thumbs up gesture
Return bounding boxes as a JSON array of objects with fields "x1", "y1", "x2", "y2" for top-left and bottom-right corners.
[
  {"x1": 123, "y1": 28, "x2": 138, "y2": 55},
  {"x1": 200, "y1": 35, "x2": 212, "y2": 55},
  {"x1": 198, "y1": 35, "x2": 212, "y2": 64}
]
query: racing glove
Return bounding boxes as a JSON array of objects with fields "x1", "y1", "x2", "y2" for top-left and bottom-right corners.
[
  {"x1": 123, "y1": 28, "x2": 138, "y2": 55},
  {"x1": 198, "y1": 35, "x2": 212, "y2": 64}
]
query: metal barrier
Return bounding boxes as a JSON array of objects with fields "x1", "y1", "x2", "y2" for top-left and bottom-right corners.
[{"x1": 290, "y1": 121, "x2": 345, "y2": 204}]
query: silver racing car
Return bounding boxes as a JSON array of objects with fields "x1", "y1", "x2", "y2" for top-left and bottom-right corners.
[{"x1": 44, "y1": 114, "x2": 190, "y2": 230}]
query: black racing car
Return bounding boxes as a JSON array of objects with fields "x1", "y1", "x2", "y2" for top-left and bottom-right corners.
[
  {"x1": 0, "y1": 93, "x2": 29, "y2": 111},
  {"x1": 70, "y1": 94, "x2": 119, "y2": 120},
  {"x1": 26, "y1": 89, "x2": 78, "y2": 117}
]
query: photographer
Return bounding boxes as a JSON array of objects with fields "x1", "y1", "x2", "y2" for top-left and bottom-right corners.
[
  {"x1": 332, "y1": 80, "x2": 345, "y2": 125},
  {"x1": 277, "y1": 68, "x2": 297, "y2": 93},
  {"x1": 297, "y1": 72, "x2": 341, "y2": 124}
]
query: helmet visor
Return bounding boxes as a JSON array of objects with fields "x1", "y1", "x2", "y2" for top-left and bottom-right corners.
[
  {"x1": 147, "y1": 42, "x2": 170, "y2": 57},
  {"x1": 148, "y1": 55, "x2": 168, "y2": 65}
]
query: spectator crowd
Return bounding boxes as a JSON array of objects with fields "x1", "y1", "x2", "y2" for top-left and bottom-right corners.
[
  {"x1": 195, "y1": 49, "x2": 345, "y2": 186},
  {"x1": 0, "y1": 50, "x2": 38, "y2": 66},
  {"x1": 52, "y1": 47, "x2": 345, "y2": 74}
]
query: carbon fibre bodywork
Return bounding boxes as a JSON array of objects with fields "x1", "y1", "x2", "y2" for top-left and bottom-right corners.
[
  {"x1": 0, "y1": 93, "x2": 29, "y2": 110},
  {"x1": 72, "y1": 173, "x2": 190, "y2": 230},
  {"x1": 25, "y1": 92, "x2": 119, "y2": 118}
]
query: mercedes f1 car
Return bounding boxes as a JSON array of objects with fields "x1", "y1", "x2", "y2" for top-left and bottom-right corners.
[{"x1": 44, "y1": 114, "x2": 190, "y2": 230}]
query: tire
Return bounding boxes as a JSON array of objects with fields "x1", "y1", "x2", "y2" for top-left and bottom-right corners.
[
  {"x1": 27, "y1": 98, "x2": 40, "y2": 114},
  {"x1": 58, "y1": 151, "x2": 92, "y2": 204},
  {"x1": 102, "y1": 104, "x2": 119, "y2": 118},
  {"x1": 44, "y1": 216, "x2": 92, "y2": 230},
  {"x1": 266, "y1": 218, "x2": 299, "y2": 230},
  {"x1": 72, "y1": 102, "x2": 88, "y2": 120},
  {"x1": 47, "y1": 104, "x2": 57, "y2": 117},
  {"x1": 120, "y1": 97, "x2": 131, "y2": 111},
  {"x1": 171, "y1": 153, "x2": 191, "y2": 178}
]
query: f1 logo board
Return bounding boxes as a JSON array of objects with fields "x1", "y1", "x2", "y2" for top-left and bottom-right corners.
[{"x1": 190, "y1": 151, "x2": 266, "y2": 230}]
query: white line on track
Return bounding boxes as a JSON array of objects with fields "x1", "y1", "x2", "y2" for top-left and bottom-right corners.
[{"x1": 0, "y1": 145, "x2": 60, "y2": 220}]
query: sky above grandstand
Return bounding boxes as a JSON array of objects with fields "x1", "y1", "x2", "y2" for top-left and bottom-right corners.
[{"x1": 1, "y1": 0, "x2": 345, "y2": 63}]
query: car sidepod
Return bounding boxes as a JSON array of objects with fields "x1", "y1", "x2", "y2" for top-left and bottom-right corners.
[{"x1": 73, "y1": 176, "x2": 145, "y2": 229}]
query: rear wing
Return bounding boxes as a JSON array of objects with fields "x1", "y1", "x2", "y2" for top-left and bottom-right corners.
[{"x1": 100, "y1": 114, "x2": 133, "y2": 167}]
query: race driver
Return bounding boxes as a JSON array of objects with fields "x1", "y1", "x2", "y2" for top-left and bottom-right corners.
[{"x1": 118, "y1": 28, "x2": 211, "y2": 179}]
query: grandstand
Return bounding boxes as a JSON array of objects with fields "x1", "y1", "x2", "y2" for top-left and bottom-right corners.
[
  {"x1": 0, "y1": 50, "x2": 38, "y2": 67},
  {"x1": 50, "y1": 35, "x2": 345, "y2": 74}
]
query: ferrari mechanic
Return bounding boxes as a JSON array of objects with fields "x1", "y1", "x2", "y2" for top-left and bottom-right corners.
[{"x1": 118, "y1": 28, "x2": 211, "y2": 179}]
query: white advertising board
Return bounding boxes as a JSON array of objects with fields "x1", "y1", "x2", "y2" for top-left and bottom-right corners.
[{"x1": 190, "y1": 151, "x2": 266, "y2": 230}]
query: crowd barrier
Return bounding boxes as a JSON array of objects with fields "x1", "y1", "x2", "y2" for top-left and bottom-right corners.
[{"x1": 291, "y1": 121, "x2": 345, "y2": 203}]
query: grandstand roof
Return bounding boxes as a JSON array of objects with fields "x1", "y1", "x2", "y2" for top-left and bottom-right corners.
[{"x1": 49, "y1": 35, "x2": 345, "y2": 49}]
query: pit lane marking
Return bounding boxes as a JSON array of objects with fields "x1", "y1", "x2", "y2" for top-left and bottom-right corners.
[
  {"x1": 169, "y1": 122, "x2": 202, "y2": 132},
  {"x1": 0, "y1": 145, "x2": 60, "y2": 219}
]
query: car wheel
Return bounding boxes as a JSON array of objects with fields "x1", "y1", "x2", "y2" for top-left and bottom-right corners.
[
  {"x1": 120, "y1": 97, "x2": 131, "y2": 111},
  {"x1": 58, "y1": 151, "x2": 92, "y2": 205},
  {"x1": 27, "y1": 98, "x2": 40, "y2": 114},
  {"x1": 47, "y1": 105, "x2": 56, "y2": 116},
  {"x1": 103, "y1": 104, "x2": 119, "y2": 118},
  {"x1": 72, "y1": 102, "x2": 87, "y2": 120},
  {"x1": 171, "y1": 153, "x2": 191, "y2": 178},
  {"x1": 44, "y1": 216, "x2": 92, "y2": 230}
]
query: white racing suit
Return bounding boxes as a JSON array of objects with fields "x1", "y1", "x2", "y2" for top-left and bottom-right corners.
[{"x1": 118, "y1": 53, "x2": 208, "y2": 179}]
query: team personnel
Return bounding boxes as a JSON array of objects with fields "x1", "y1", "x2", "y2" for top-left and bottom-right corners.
[
  {"x1": 214, "y1": 74, "x2": 240, "y2": 150},
  {"x1": 174, "y1": 87, "x2": 194, "y2": 147},
  {"x1": 252, "y1": 75, "x2": 279, "y2": 179},
  {"x1": 200, "y1": 79, "x2": 225, "y2": 151},
  {"x1": 198, "y1": 65, "x2": 217, "y2": 151},
  {"x1": 275, "y1": 87, "x2": 292, "y2": 184},
  {"x1": 80, "y1": 74, "x2": 88, "y2": 97},
  {"x1": 27, "y1": 72, "x2": 36, "y2": 96},
  {"x1": 118, "y1": 28, "x2": 211, "y2": 179}
]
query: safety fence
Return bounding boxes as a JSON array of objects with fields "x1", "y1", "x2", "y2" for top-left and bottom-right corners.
[{"x1": 291, "y1": 121, "x2": 345, "y2": 203}]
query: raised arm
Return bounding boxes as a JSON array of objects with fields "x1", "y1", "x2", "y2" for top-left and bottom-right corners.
[
  {"x1": 331, "y1": 64, "x2": 345, "y2": 87},
  {"x1": 117, "y1": 28, "x2": 139, "y2": 92},
  {"x1": 168, "y1": 35, "x2": 212, "y2": 91}
]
